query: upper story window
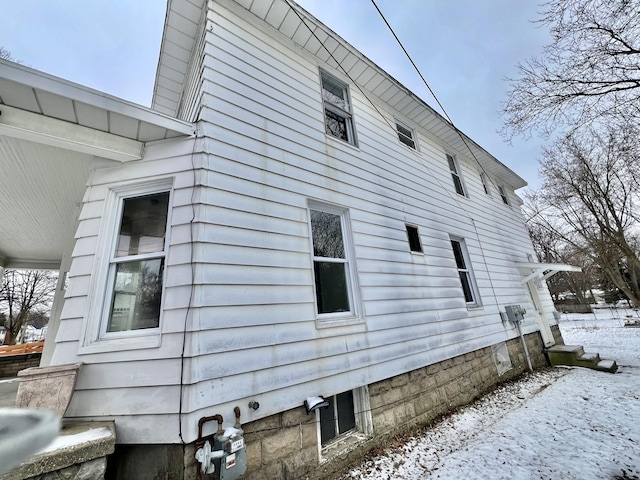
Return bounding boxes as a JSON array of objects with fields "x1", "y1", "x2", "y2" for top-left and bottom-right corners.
[
  {"x1": 308, "y1": 202, "x2": 359, "y2": 321},
  {"x1": 396, "y1": 120, "x2": 416, "y2": 149},
  {"x1": 446, "y1": 153, "x2": 466, "y2": 196},
  {"x1": 105, "y1": 192, "x2": 169, "y2": 333},
  {"x1": 405, "y1": 224, "x2": 423, "y2": 253},
  {"x1": 498, "y1": 185, "x2": 510, "y2": 205},
  {"x1": 480, "y1": 172, "x2": 490, "y2": 195},
  {"x1": 320, "y1": 71, "x2": 356, "y2": 145},
  {"x1": 450, "y1": 237, "x2": 480, "y2": 306}
]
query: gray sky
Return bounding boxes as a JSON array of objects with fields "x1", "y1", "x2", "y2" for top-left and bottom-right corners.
[{"x1": 2, "y1": 1, "x2": 550, "y2": 189}]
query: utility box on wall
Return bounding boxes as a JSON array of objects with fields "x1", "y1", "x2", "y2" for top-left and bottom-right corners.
[{"x1": 505, "y1": 305, "x2": 526, "y2": 324}]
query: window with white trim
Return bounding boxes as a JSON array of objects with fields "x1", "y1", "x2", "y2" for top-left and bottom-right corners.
[
  {"x1": 396, "y1": 120, "x2": 416, "y2": 149},
  {"x1": 317, "y1": 387, "x2": 372, "y2": 453},
  {"x1": 480, "y1": 172, "x2": 490, "y2": 195},
  {"x1": 446, "y1": 153, "x2": 466, "y2": 196},
  {"x1": 320, "y1": 71, "x2": 356, "y2": 145},
  {"x1": 450, "y1": 237, "x2": 480, "y2": 306},
  {"x1": 308, "y1": 203, "x2": 358, "y2": 319},
  {"x1": 81, "y1": 179, "x2": 173, "y2": 353},
  {"x1": 498, "y1": 185, "x2": 510, "y2": 205},
  {"x1": 405, "y1": 224, "x2": 423, "y2": 253},
  {"x1": 104, "y1": 191, "x2": 169, "y2": 333}
]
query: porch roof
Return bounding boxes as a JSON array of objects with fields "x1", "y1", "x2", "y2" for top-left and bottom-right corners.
[
  {"x1": 0, "y1": 59, "x2": 195, "y2": 270},
  {"x1": 517, "y1": 262, "x2": 582, "y2": 285}
]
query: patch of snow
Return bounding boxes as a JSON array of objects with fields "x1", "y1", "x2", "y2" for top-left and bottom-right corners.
[
  {"x1": 41, "y1": 426, "x2": 112, "y2": 453},
  {"x1": 341, "y1": 311, "x2": 640, "y2": 479}
]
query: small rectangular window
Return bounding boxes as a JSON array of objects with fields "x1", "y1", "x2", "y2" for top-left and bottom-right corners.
[
  {"x1": 320, "y1": 391, "x2": 356, "y2": 445},
  {"x1": 498, "y1": 185, "x2": 509, "y2": 205},
  {"x1": 396, "y1": 120, "x2": 416, "y2": 149},
  {"x1": 480, "y1": 172, "x2": 490, "y2": 195},
  {"x1": 105, "y1": 192, "x2": 169, "y2": 333},
  {"x1": 309, "y1": 204, "x2": 357, "y2": 318},
  {"x1": 450, "y1": 238, "x2": 480, "y2": 305},
  {"x1": 317, "y1": 387, "x2": 372, "y2": 451},
  {"x1": 405, "y1": 225, "x2": 422, "y2": 253},
  {"x1": 446, "y1": 154, "x2": 466, "y2": 196},
  {"x1": 321, "y1": 71, "x2": 356, "y2": 145}
]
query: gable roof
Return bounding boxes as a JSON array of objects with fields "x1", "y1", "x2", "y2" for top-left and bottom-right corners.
[{"x1": 152, "y1": 0, "x2": 527, "y2": 189}]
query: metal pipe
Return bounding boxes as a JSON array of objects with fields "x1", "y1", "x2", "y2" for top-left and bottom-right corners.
[
  {"x1": 515, "y1": 321, "x2": 533, "y2": 372},
  {"x1": 197, "y1": 414, "x2": 224, "y2": 443}
]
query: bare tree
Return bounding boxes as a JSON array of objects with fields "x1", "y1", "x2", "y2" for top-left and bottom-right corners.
[
  {"x1": 501, "y1": 0, "x2": 640, "y2": 140},
  {"x1": 0, "y1": 47, "x2": 15, "y2": 61},
  {"x1": 527, "y1": 123, "x2": 640, "y2": 305},
  {"x1": 0, "y1": 270, "x2": 57, "y2": 344}
]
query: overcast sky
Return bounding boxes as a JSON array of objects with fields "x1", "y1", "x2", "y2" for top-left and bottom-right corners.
[{"x1": 3, "y1": 0, "x2": 550, "y2": 189}]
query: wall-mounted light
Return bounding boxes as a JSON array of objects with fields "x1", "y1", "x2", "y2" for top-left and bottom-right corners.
[{"x1": 304, "y1": 396, "x2": 329, "y2": 414}]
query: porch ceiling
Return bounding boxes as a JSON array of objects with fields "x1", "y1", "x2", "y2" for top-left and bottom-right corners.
[
  {"x1": 0, "y1": 59, "x2": 195, "y2": 269},
  {"x1": 517, "y1": 262, "x2": 582, "y2": 284}
]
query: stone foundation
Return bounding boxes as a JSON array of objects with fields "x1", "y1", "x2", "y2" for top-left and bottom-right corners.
[
  {"x1": 238, "y1": 330, "x2": 550, "y2": 480},
  {"x1": 109, "y1": 331, "x2": 553, "y2": 479}
]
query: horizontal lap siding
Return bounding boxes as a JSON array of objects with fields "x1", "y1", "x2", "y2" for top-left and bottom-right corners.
[
  {"x1": 51, "y1": 138, "x2": 198, "y2": 439},
  {"x1": 177, "y1": 2, "x2": 539, "y2": 435}
]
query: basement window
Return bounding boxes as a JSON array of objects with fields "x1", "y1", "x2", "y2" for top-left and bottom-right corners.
[{"x1": 318, "y1": 386, "x2": 373, "y2": 460}]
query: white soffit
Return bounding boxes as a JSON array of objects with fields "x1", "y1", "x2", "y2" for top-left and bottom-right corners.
[
  {"x1": 0, "y1": 58, "x2": 195, "y2": 147},
  {"x1": 517, "y1": 262, "x2": 582, "y2": 284}
]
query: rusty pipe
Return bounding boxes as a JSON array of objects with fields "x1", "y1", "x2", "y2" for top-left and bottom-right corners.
[{"x1": 197, "y1": 414, "x2": 224, "y2": 442}]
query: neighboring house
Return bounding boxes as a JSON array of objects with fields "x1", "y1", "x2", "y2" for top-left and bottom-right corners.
[{"x1": 0, "y1": 0, "x2": 578, "y2": 478}]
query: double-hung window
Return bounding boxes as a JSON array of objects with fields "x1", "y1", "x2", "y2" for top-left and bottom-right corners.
[
  {"x1": 396, "y1": 120, "x2": 416, "y2": 149},
  {"x1": 480, "y1": 172, "x2": 490, "y2": 195},
  {"x1": 450, "y1": 237, "x2": 480, "y2": 306},
  {"x1": 308, "y1": 203, "x2": 358, "y2": 320},
  {"x1": 446, "y1": 153, "x2": 466, "y2": 196},
  {"x1": 104, "y1": 191, "x2": 169, "y2": 333},
  {"x1": 320, "y1": 71, "x2": 356, "y2": 145},
  {"x1": 498, "y1": 185, "x2": 510, "y2": 205}
]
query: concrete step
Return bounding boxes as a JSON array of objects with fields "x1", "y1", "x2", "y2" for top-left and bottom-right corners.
[
  {"x1": 546, "y1": 344, "x2": 618, "y2": 373},
  {"x1": 595, "y1": 359, "x2": 618, "y2": 373}
]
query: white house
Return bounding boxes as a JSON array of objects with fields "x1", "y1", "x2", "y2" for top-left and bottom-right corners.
[{"x1": 0, "y1": 0, "x2": 578, "y2": 478}]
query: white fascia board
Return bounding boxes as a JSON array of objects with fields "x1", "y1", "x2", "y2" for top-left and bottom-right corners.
[
  {"x1": 0, "y1": 104, "x2": 143, "y2": 162},
  {"x1": 0, "y1": 59, "x2": 194, "y2": 136},
  {"x1": 517, "y1": 262, "x2": 582, "y2": 284},
  {"x1": 4, "y1": 259, "x2": 61, "y2": 270}
]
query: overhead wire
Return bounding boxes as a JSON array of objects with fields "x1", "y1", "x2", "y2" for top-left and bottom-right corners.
[{"x1": 284, "y1": 0, "x2": 513, "y2": 307}]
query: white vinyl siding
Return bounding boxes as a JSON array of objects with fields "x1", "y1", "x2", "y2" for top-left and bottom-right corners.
[{"x1": 49, "y1": 0, "x2": 542, "y2": 445}]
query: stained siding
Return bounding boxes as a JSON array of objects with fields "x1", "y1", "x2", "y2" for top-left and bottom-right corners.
[
  {"x1": 52, "y1": 1, "x2": 546, "y2": 445},
  {"x1": 174, "y1": 1, "x2": 541, "y2": 443}
]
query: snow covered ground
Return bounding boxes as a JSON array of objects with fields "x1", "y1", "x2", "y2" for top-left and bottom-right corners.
[{"x1": 341, "y1": 309, "x2": 640, "y2": 480}]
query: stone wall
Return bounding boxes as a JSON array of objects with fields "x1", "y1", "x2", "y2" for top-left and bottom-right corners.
[
  {"x1": 236, "y1": 331, "x2": 550, "y2": 480},
  {"x1": 0, "y1": 353, "x2": 41, "y2": 378},
  {"x1": 113, "y1": 331, "x2": 553, "y2": 479}
]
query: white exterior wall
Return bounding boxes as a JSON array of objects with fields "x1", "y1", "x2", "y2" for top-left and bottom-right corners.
[
  {"x1": 49, "y1": 0, "x2": 552, "y2": 445},
  {"x1": 51, "y1": 137, "x2": 198, "y2": 443},
  {"x1": 178, "y1": 2, "x2": 543, "y2": 442}
]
